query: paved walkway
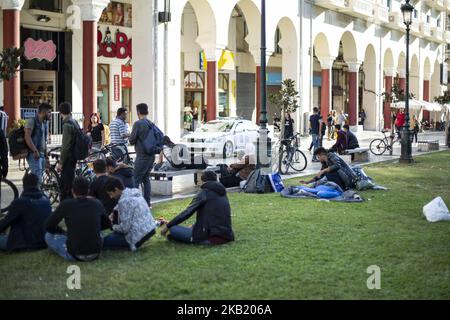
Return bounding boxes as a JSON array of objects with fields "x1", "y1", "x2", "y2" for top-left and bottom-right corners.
[{"x1": 2, "y1": 131, "x2": 448, "y2": 207}]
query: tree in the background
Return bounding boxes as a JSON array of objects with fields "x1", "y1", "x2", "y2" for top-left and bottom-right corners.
[
  {"x1": 268, "y1": 79, "x2": 300, "y2": 141},
  {"x1": 0, "y1": 47, "x2": 23, "y2": 82},
  {"x1": 434, "y1": 90, "x2": 450, "y2": 147},
  {"x1": 269, "y1": 79, "x2": 300, "y2": 171}
]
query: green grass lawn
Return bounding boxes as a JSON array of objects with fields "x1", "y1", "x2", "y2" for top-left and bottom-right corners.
[{"x1": 1, "y1": 151, "x2": 450, "y2": 300}]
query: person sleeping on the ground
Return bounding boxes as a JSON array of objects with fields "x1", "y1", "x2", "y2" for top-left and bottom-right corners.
[
  {"x1": 219, "y1": 154, "x2": 256, "y2": 188},
  {"x1": 300, "y1": 147, "x2": 359, "y2": 191},
  {"x1": 159, "y1": 170, "x2": 234, "y2": 246}
]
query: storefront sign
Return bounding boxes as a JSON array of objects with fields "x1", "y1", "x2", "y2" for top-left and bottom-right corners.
[
  {"x1": 121, "y1": 65, "x2": 132, "y2": 88},
  {"x1": 98, "y1": 28, "x2": 132, "y2": 59},
  {"x1": 24, "y1": 38, "x2": 57, "y2": 62},
  {"x1": 114, "y1": 75, "x2": 120, "y2": 101}
]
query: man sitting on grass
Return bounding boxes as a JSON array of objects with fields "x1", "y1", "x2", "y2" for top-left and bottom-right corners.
[
  {"x1": 103, "y1": 177, "x2": 157, "y2": 251},
  {"x1": 90, "y1": 159, "x2": 118, "y2": 216},
  {"x1": 160, "y1": 170, "x2": 234, "y2": 246},
  {"x1": 45, "y1": 177, "x2": 111, "y2": 262},
  {"x1": 105, "y1": 157, "x2": 135, "y2": 189},
  {"x1": 300, "y1": 147, "x2": 358, "y2": 191},
  {"x1": 0, "y1": 173, "x2": 52, "y2": 252}
]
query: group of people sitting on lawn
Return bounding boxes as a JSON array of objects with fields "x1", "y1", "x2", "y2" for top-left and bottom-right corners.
[{"x1": 0, "y1": 168, "x2": 234, "y2": 261}]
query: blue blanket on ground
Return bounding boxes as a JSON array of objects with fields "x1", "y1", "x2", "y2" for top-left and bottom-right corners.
[{"x1": 281, "y1": 182, "x2": 364, "y2": 202}]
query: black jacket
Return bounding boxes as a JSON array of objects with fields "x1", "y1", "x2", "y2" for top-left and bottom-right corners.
[
  {"x1": 346, "y1": 131, "x2": 360, "y2": 150},
  {"x1": 167, "y1": 181, "x2": 234, "y2": 243},
  {"x1": 0, "y1": 129, "x2": 8, "y2": 178},
  {"x1": 112, "y1": 166, "x2": 135, "y2": 189},
  {"x1": 89, "y1": 175, "x2": 118, "y2": 215},
  {"x1": 0, "y1": 188, "x2": 52, "y2": 251},
  {"x1": 46, "y1": 197, "x2": 110, "y2": 256}
]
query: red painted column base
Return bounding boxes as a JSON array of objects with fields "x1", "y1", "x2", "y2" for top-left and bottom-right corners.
[
  {"x1": 206, "y1": 61, "x2": 217, "y2": 122},
  {"x1": 320, "y1": 69, "x2": 330, "y2": 117}
]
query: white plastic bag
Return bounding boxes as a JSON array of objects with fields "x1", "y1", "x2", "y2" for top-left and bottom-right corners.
[{"x1": 423, "y1": 197, "x2": 450, "y2": 222}]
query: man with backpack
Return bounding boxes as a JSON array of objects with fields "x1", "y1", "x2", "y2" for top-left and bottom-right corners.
[
  {"x1": 24, "y1": 103, "x2": 52, "y2": 186},
  {"x1": 0, "y1": 106, "x2": 8, "y2": 135},
  {"x1": 0, "y1": 128, "x2": 7, "y2": 179},
  {"x1": 129, "y1": 103, "x2": 164, "y2": 206},
  {"x1": 56, "y1": 102, "x2": 92, "y2": 201}
]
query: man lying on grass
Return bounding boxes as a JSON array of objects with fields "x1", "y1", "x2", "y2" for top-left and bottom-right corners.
[
  {"x1": 160, "y1": 170, "x2": 235, "y2": 246},
  {"x1": 300, "y1": 147, "x2": 358, "y2": 191}
]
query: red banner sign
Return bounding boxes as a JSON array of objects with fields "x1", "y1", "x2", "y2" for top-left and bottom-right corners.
[
  {"x1": 121, "y1": 65, "x2": 132, "y2": 88},
  {"x1": 24, "y1": 38, "x2": 57, "y2": 62},
  {"x1": 114, "y1": 75, "x2": 120, "y2": 101}
]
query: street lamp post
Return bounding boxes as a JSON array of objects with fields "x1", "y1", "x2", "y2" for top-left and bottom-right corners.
[
  {"x1": 257, "y1": 0, "x2": 271, "y2": 170},
  {"x1": 400, "y1": 0, "x2": 414, "y2": 164}
]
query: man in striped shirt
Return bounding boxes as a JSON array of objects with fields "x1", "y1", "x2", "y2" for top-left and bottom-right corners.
[{"x1": 109, "y1": 108, "x2": 130, "y2": 161}]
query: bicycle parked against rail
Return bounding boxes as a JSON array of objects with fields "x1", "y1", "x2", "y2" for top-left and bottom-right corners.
[
  {"x1": 279, "y1": 133, "x2": 308, "y2": 174},
  {"x1": 369, "y1": 129, "x2": 400, "y2": 156}
]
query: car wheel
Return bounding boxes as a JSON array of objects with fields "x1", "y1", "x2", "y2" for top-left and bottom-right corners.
[{"x1": 223, "y1": 141, "x2": 234, "y2": 159}]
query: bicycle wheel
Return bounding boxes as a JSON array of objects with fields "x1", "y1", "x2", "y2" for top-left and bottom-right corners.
[
  {"x1": 290, "y1": 149, "x2": 308, "y2": 172},
  {"x1": 279, "y1": 149, "x2": 292, "y2": 175},
  {"x1": 42, "y1": 168, "x2": 61, "y2": 205},
  {"x1": 369, "y1": 139, "x2": 387, "y2": 156},
  {"x1": 1, "y1": 179, "x2": 19, "y2": 213}
]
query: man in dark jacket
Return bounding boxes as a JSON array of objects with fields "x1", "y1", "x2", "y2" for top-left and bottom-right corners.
[
  {"x1": 45, "y1": 177, "x2": 111, "y2": 262},
  {"x1": 56, "y1": 102, "x2": 77, "y2": 201},
  {"x1": 89, "y1": 159, "x2": 118, "y2": 216},
  {"x1": 129, "y1": 103, "x2": 155, "y2": 206},
  {"x1": 343, "y1": 125, "x2": 359, "y2": 150},
  {"x1": 330, "y1": 124, "x2": 347, "y2": 154},
  {"x1": 160, "y1": 170, "x2": 234, "y2": 245},
  {"x1": 106, "y1": 157, "x2": 135, "y2": 189},
  {"x1": 0, "y1": 173, "x2": 52, "y2": 251},
  {"x1": 0, "y1": 128, "x2": 8, "y2": 179}
]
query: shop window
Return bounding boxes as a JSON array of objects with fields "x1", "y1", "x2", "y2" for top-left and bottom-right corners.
[
  {"x1": 275, "y1": 28, "x2": 283, "y2": 55},
  {"x1": 97, "y1": 64, "x2": 110, "y2": 124},
  {"x1": 218, "y1": 73, "x2": 230, "y2": 118},
  {"x1": 29, "y1": 0, "x2": 62, "y2": 12}
]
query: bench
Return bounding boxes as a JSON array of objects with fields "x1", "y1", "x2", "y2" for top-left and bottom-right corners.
[
  {"x1": 149, "y1": 166, "x2": 220, "y2": 196},
  {"x1": 417, "y1": 140, "x2": 440, "y2": 152},
  {"x1": 345, "y1": 148, "x2": 370, "y2": 163}
]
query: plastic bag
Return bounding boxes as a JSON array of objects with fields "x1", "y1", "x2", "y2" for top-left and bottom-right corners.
[
  {"x1": 267, "y1": 172, "x2": 285, "y2": 192},
  {"x1": 423, "y1": 197, "x2": 450, "y2": 222}
]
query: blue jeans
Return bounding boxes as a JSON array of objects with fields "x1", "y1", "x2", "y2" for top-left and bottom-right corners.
[
  {"x1": 45, "y1": 233, "x2": 76, "y2": 261},
  {"x1": 134, "y1": 156, "x2": 155, "y2": 206},
  {"x1": 103, "y1": 230, "x2": 155, "y2": 250},
  {"x1": 167, "y1": 226, "x2": 211, "y2": 245},
  {"x1": 311, "y1": 134, "x2": 320, "y2": 160},
  {"x1": 26, "y1": 152, "x2": 45, "y2": 186},
  {"x1": 0, "y1": 235, "x2": 8, "y2": 251}
]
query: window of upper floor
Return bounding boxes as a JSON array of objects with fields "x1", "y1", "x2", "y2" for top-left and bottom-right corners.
[{"x1": 29, "y1": 0, "x2": 63, "y2": 13}]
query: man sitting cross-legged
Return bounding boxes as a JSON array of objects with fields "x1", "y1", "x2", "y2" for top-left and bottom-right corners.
[
  {"x1": 160, "y1": 170, "x2": 235, "y2": 246},
  {"x1": 300, "y1": 147, "x2": 359, "y2": 191},
  {"x1": 45, "y1": 177, "x2": 111, "y2": 262},
  {"x1": 103, "y1": 177, "x2": 158, "y2": 251},
  {"x1": 89, "y1": 159, "x2": 118, "y2": 217},
  {"x1": 0, "y1": 173, "x2": 52, "y2": 252}
]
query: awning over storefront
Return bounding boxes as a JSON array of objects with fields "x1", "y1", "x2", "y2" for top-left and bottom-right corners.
[{"x1": 391, "y1": 100, "x2": 442, "y2": 112}]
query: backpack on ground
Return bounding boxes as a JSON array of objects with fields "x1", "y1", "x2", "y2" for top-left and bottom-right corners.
[
  {"x1": 103, "y1": 124, "x2": 111, "y2": 145},
  {"x1": 70, "y1": 120, "x2": 92, "y2": 160},
  {"x1": 242, "y1": 169, "x2": 273, "y2": 194},
  {"x1": 142, "y1": 120, "x2": 165, "y2": 155},
  {"x1": 8, "y1": 125, "x2": 29, "y2": 160}
]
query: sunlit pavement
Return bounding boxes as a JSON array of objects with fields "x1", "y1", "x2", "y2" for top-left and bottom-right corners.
[{"x1": 2, "y1": 131, "x2": 447, "y2": 207}]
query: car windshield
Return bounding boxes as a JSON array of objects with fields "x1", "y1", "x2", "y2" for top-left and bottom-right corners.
[{"x1": 197, "y1": 121, "x2": 234, "y2": 133}]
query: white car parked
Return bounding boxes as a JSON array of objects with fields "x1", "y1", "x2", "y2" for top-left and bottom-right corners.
[{"x1": 181, "y1": 118, "x2": 263, "y2": 158}]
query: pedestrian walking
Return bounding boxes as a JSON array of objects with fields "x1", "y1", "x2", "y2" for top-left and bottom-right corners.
[
  {"x1": 109, "y1": 108, "x2": 130, "y2": 160},
  {"x1": 359, "y1": 109, "x2": 367, "y2": 128},
  {"x1": 410, "y1": 115, "x2": 419, "y2": 144},
  {"x1": 309, "y1": 107, "x2": 321, "y2": 162},
  {"x1": 87, "y1": 113, "x2": 105, "y2": 151}
]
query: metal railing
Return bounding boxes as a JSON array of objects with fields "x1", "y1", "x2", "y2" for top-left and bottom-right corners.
[{"x1": 20, "y1": 108, "x2": 84, "y2": 145}]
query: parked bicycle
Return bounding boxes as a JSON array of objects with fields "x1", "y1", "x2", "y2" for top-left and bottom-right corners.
[
  {"x1": 88, "y1": 143, "x2": 135, "y2": 166},
  {"x1": 279, "y1": 133, "x2": 308, "y2": 174},
  {"x1": 369, "y1": 130, "x2": 400, "y2": 156},
  {"x1": 1, "y1": 178, "x2": 19, "y2": 213}
]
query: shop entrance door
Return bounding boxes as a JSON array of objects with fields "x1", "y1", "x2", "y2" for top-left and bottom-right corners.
[{"x1": 97, "y1": 64, "x2": 110, "y2": 124}]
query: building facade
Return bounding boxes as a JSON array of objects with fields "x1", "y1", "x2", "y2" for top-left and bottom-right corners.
[{"x1": 1, "y1": 0, "x2": 448, "y2": 140}]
